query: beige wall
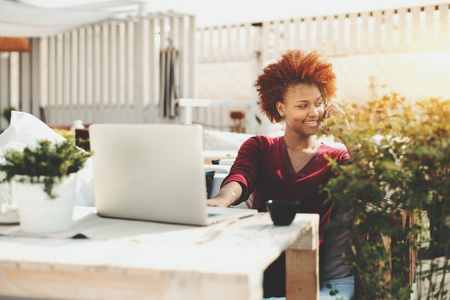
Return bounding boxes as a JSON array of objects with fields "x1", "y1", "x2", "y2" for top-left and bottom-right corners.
[{"x1": 197, "y1": 50, "x2": 450, "y2": 105}]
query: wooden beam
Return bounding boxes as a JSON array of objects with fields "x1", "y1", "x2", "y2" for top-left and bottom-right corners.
[
  {"x1": 0, "y1": 37, "x2": 30, "y2": 52},
  {"x1": 286, "y1": 214, "x2": 319, "y2": 300},
  {"x1": 0, "y1": 266, "x2": 250, "y2": 300}
]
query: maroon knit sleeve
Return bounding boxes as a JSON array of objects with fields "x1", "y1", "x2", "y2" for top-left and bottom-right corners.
[
  {"x1": 336, "y1": 147, "x2": 350, "y2": 163},
  {"x1": 220, "y1": 136, "x2": 261, "y2": 203}
]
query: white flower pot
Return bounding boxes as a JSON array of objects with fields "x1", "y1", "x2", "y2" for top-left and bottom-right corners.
[{"x1": 14, "y1": 173, "x2": 77, "y2": 234}]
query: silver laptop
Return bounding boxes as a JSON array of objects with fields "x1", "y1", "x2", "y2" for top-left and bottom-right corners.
[{"x1": 89, "y1": 124, "x2": 256, "y2": 226}]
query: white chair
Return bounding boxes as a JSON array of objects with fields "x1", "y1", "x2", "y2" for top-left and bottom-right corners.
[
  {"x1": 203, "y1": 165, "x2": 231, "y2": 198},
  {"x1": 203, "y1": 164, "x2": 253, "y2": 209}
]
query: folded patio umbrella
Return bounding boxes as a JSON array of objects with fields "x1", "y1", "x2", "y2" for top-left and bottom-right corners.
[
  {"x1": 159, "y1": 44, "x2": 179, "y2": 119},
  {"x1": 0, "y1": 0, "x2": 117, "y2": 37}
]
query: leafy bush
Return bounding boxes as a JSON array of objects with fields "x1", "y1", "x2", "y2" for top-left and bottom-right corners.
[{"x1": 324, "y1": 94, "x2": 449, "y2": 299}]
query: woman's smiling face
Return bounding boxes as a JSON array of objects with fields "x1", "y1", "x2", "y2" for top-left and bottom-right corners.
[{"x1": 276, "y1": 83, "x2": 325, "y2": 136}]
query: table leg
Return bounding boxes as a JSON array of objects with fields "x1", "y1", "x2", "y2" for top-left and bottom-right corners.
[{"x1": 286, "y1": 215, "x2": 319, "y2": 300}]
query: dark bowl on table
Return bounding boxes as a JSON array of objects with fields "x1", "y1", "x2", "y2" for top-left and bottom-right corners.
[{"x1": 266, "y1": 199, "x2": 299, "y2": 226}]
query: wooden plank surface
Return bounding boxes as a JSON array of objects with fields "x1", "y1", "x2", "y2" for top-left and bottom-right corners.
[
  {"x1": 244, "y1": 23, "x2": 252, "y2": 60},
  {"x1": 411, "y1": 6, "x2": 421, "y2": 51},
  {"x1": 34, "y1": 37, "x2": 44, "y2": 118},
  {"x1": 70, "y1": 30, "x2": 78, "y2": 123},
  {"x1": 286, "y1": 249, "x2": 318, "y2": 300},
  {"x1": 9, "y1": 52, "x2": 19, "y2": 111},
  {"x1": 187, "y1": 16, "x2": 198, "y2": 98},
  {"x1": 397, "y1": 7, "x2": 407, "y2": 51},
  {"x1": 63, "y1": 32, "x2": 71, "y2": 124},
  {"x1": 348, "y1": 13, "x2": 357, "y2": 54},
  {"x1": 360, "y1": 11, "x2": 370, "y2": 54},
  {"x1": 20, "y1": 51, "x2": 30, "y2": 113},
  {"x1": 283, "y1": 19, "x2": 291, "y2": 53},
  {"x1": 272, "y1": 20, "x2": 281, "y2": 59},
  {"x1": 304, "y1": 17, "x2": 312, "y2": 52},
  {"x1": 373, "y1": 10, "x2": 382, "y2": 53},
  {"x1": 424, "y1": 5, "x2": 435, "y2": 49},
  {"x1": 286, "y1": 216, "x2": 319, "y2": 300},
  {"x1": 0, "y1": 208, "x2": 318, "y2": 300},
  {"x1": 439, "y1": 3, "x2": 449, "y2": 47},
  {"x1": 125, "y1": 21, "x2": 134, "y2": 123},
  {"x1": 293, "y1": 18, "x2": 301, "y2": 50},
  {"x1": 78, "y1": 28, "x2": 86, "y2": 122},
  {"x1": 101, "y1": 22, "x2": 109, "y2": 123},
  {"x1": 384, "y1": 9, "x2": 394, "y2": 52},
  {"x1": 315, "y1": 17, "x2": 323, "y2": 52},
  {"x1": 326, "y1": 16, "x2": 334, "y2": 55},
  {"x1": 0, "y1": 265, "x2": 251, "y2": 300},
  {"x1": 261, "y1": 21, "x2": 270, "y2": 60},
  {"x1": 93, "y1": 24, "x2": 102, "y2": 123},
  {"x1": 109, "y1": 22, "x2": 117, "y2": 123},
  {"x1": 214, "y1": 26, "x2": 221, "y2": 61},
  {"x1": 337, "y1": 14, "x2": 346, "y2": 55}
]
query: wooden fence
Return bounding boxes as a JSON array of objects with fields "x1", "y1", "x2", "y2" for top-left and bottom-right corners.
[
  {"x1": 197, "y1": 3, "x2": 450, "y2": 62},
  {"x1": 0, "y1": 12, "x2": 196, "y2": 129},
  {"x1": 1, "y1": 3, "x2": 449, "y2": 132},
  {"x1": 192, "y1": 3, "x2": 450, "y2": 134}
]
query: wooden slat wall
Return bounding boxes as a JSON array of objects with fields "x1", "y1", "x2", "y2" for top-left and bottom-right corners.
[
  {"x1": 9, "y1": 53, "x2": 19, "y2": 112},
  {"x1": 0, "y1": 53, "x2": 9, "y2": 129},
  {"x1": 186, "y1": 3, "x2": 449, "y2": 132},
  {"x1": 197, "y1": 3, "x2": 450, "y2": 63},
  {"x1": 0, "y1": 12, "x2": 195, "y2": 127},
  {"x1": 1, "y1": 4, "x2": 448, "y2": 130}
]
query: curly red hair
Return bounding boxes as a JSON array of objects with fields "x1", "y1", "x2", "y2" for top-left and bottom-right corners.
[{"x1": 254, "y1": 50, "x2": 337, "y2": 123}]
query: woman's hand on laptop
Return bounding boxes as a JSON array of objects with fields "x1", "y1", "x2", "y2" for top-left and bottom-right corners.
[
  {"x1": 207, "y1": 182, "x2": 242, "y2": 207},
  {"x1": 207, "y1": 198, "x2": 230, "y2": 207}
]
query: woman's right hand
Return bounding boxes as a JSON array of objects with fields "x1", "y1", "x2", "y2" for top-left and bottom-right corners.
[
  {"x1": 207, "y1": 198, "x2": 230, "y2": 207},
  {"x1": 207, "y1": 181, "x2": 243, "y2": 207}
]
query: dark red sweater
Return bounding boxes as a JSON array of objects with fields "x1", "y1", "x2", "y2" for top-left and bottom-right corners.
[{"x1": 221, "y1": 135, "x2": 350, "y2": 243}]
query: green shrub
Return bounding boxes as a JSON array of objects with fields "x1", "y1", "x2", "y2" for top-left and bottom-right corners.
[{"x1": 324, "y1": 94, "x2": 449, "y2": 299}]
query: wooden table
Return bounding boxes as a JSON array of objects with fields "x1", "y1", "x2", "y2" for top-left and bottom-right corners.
[{"x1": 0, "y1": 207, "x2": 319, "y2": 300}]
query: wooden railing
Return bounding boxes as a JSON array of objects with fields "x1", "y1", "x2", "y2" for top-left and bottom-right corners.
[
  {"x1": 0, "y1": 12, "x2": 196, "y2": 129},
  {"x1": 197, "y1": 3, "x2": 450, "y2": 62}
]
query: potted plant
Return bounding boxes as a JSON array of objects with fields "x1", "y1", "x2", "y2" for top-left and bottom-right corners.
[
  {"x1": 0, "y1": 138, "x2": 92, "y2": 233},
  {"x1": 322, "y1": 94, "x2": 449, "y2": 299}
]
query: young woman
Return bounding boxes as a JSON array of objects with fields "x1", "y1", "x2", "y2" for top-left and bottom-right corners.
[{"x1": 207, "y1": 50, "x2": 354, "y2": 299}]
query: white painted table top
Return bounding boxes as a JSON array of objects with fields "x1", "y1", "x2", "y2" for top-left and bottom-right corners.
[{"x1": 0, "y1": 207, "x2": 317, "y2": 275}]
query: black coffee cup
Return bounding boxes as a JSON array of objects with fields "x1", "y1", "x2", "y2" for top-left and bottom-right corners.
[{"x1": 266, "y1": 199, "x2": 299, "y2": 226}]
